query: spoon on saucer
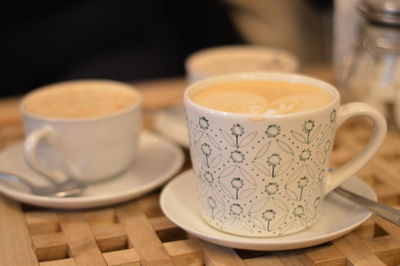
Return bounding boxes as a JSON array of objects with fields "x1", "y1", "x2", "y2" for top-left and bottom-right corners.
[
  {"x1": 0, "y1": 171, "x2": 86, "y2": 197},
  {"x1": 335, "y1": 187, "x2": 400, "y2": 226}
]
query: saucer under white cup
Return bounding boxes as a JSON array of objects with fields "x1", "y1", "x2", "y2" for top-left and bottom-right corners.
[
  {"x1": 0, "y1": 131, "x2": 184, "y2": 209},
  {"x1": 160, "y1": 169, "x2": 376, "y2": 251},
  {"x1": 153, "y1": 108, "x2": 189, "y2": 147}
]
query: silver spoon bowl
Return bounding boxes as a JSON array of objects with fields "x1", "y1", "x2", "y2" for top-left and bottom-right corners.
[{"x1": 0, "y1": 171, "x2": 86, "y2": 197}]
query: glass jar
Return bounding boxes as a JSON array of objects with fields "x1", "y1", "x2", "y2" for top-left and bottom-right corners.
[{"x1": 338, "y1": 0, "x2": 400, "y2": 128}]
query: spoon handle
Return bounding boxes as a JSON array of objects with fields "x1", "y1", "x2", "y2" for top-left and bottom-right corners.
[
  {"x1": 335, "y1": 187, "x2": 400, "y2": 226},
  {"x1": 0, "y1": 172, "x2": 36, "y2": 189}
]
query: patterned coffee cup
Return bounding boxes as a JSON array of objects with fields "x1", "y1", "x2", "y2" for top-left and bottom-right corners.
[{"x1": 184, "y1": 72, "x2": 386, "y2": 237}]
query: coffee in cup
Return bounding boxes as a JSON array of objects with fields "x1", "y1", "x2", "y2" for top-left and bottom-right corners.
[
  {"x1": 185, "y1": 45, "x2": 299, "y2": 84},
  {"x1": 184, "y1": 72, "x2": 386, "y2": 237},
  {"x1": 154, "y1": 46, "x2": 299, "y2": 147},
  {"x1": 23, "y1": 81, "x2": 138, "y2": 119},
  {"x1": 191, "y1": 80, "x2": 332, "y2": 115},
  {"x1": 22, "y1": 80, "x2": 142, "y2": 183}
]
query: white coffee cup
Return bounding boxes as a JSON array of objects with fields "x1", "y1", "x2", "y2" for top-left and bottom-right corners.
[
  {"x1": 22, "y1": 80, "x2": 142, "y2": 183},
  {"x1": 185, "y1": 45, "x2": 299, "y2": 84},
  {"x1": 184, "y1": 72, "x2": 386, "y2": 237}
]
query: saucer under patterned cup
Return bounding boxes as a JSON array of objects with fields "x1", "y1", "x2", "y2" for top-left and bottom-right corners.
[
  {"x1": 160, "y1": 169, "x2": 376, "y2": 251},
  {"x1": 183, "y1": 72, "x2": 386, "y2": 237}
]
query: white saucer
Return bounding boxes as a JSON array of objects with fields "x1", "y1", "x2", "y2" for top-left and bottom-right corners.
[
  {"x1": 0, "y1": 131, "x2": 184, "y2": 209},
  {"x1": 153, "y1": 107, "x2": 189, "y2": 147},
  {"x1": 160, "y1": 169, "x2": 376, "y2": 251}
]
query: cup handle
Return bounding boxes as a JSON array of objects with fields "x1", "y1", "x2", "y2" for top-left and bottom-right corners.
[
  {"x1": 24, "y1": 126, "x2": 65, "y2": 183},
  {"x1": 324, "y1": 102, "x2": 387, "y2": 195}
]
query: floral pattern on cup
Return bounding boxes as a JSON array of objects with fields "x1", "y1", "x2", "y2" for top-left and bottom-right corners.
[{"x1": 188, "y1": 109, "x2": 337, "y2": 236}]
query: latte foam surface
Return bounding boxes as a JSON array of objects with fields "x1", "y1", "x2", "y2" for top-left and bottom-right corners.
[
  {"x1": 191, "y1": 81, "x2": 332, "y2": 115},
  {"x1": 23, "y1": 81, "x2": 137, "y2": 119}
]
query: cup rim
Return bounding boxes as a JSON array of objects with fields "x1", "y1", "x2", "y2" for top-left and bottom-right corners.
[
  {"x1": 184, "y1": 72, "x2": 340, "y2": 119},
  {"x1": 21, "y1": 79, "x2": 142, "y2": 123}
]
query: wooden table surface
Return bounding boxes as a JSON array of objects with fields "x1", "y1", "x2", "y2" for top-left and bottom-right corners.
[{"x1": 1, "y1": 67, "x2": 400, "y2": 266}]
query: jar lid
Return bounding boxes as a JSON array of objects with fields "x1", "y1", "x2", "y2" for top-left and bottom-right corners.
[{"x1": 359, "y1": 0, "x2": 400, "y2": 25}]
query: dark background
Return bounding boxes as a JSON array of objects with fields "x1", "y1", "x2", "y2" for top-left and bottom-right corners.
[
  {"x1": 0, "y1": 0, "x2": 332, "y2": 96},
  {"x1": 1, "y1": 0, "x2": 242, "y2": 96}
]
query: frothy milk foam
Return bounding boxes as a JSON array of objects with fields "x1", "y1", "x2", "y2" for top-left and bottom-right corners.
[
  {"x1": 191, "y1": 81, "x2": 332, "y2": 115},
  {"x1": 23, "y1": 81, "x2": 137, "y2": 119}
]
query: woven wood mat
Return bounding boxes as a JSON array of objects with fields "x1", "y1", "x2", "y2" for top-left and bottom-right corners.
[{"x1": 0, "y1": 78, "x2": 400, "y2": 265}]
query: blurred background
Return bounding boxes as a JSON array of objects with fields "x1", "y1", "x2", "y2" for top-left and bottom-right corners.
[{"x1": 1, "y1": 0, "x2": 333, "y2": 96}]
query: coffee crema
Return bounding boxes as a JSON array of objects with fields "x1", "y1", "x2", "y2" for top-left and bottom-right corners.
[
  {"x1": 23, "y1": 81, "x2": 137, "y2": 119},
  {"x1": 191, "y1": 81, "x2": 332, "y2": 115}
]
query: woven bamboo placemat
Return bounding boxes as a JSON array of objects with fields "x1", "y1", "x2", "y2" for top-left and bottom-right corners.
[{"x1": 0, "y1": 76, "x2": 400, "y2": 266}]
